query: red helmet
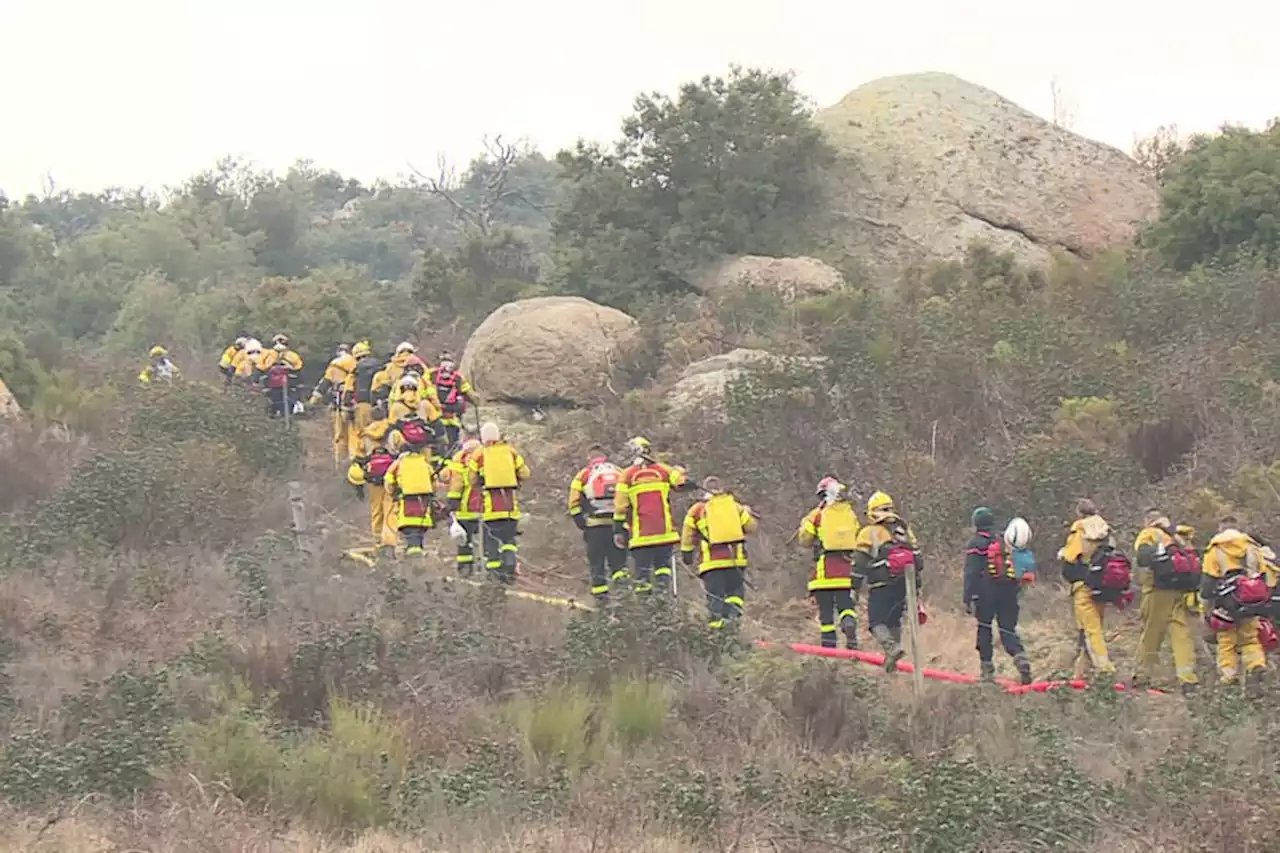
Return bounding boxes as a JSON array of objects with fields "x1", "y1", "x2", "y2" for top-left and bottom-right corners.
[
  {"x1": 1235, "y1": 576, "x2": 1271, "y2": 605},
  {"x1": 1260, "y1": 618, "x2": 1280, "y2": 651},
  {"x1": 1209, "y1": 609, "x2": 1235, "y2": 632},
  {"x1": 402, "y1": 355, "x2": 427, "y2": 374},
  {"x1": 815, "y1": 476, "x2": 844, "y2": 499}
]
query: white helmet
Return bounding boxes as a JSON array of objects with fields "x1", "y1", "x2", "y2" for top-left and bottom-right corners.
[
  {"x1": 395, "y1": 341, "x2": 416, "y2": 355},
  {"x1": 1004, "y1": 517, "x2": 1033, "y2": 549},
  {"x1": 244, "y1": 338, "x2": 263, "y2": 354}
]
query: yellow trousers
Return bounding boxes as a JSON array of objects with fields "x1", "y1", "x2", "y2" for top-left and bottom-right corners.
[
  {"x1": 368, "y1": 484, "x2": 398, "y2": 548},
  {"x1": 347, "y1": 403, "x2": 374, "y2": 460},
  {"x1": 1136, "y1": 588, "x2": 1199, "y2": 685},
  {"x1": 1217, "y1": 617, "x2": 1266, "y2": 684},
  {"x1": 1072, "y1": 583, "x2": 1115, "y2": 678},
  {"x1": 331, "y1": 409, "x2": 350, "y2": 465}
]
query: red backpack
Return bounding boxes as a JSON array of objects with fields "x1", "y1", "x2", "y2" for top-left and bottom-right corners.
[
  {"x1": 985, "y1": 537, "x2": 1016, "y2": 581},
  {"x1": 880, "y1": 527, "x2": 917, "y2": 578},
  {"x1": 266, "y1": 364, "x2": 291, "y2": 390},
  {"x1": 398, "y1": 418, "x2": 431, "y2": 448},
  {"x1": 435, "y1": 367, "x2": 465, "y2": 413},
  {"x1": 365, "y1": 450, "x2": 395, "y2": 483},
  {"x1": 1096, "y1": 552, "x2": 1132, "y2": 592},
  {"x1": 1234, "y1": 576, "x2": 1271, "y2": 606}
]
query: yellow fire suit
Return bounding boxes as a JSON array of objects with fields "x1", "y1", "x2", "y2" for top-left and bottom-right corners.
[
  {"x1": 1133, "y1": 520, "x2": 1199, "y2": 687},
  {"x1": 1058, "y1": 514, "x2": 1117, "y2": 679},
  {"x1": 1202, "y1": 528, "x2": 1267, "y2": 684}
]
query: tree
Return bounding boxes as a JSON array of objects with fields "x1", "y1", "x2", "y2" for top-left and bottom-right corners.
[
  {"x1": 1132, "y1": 125, "x2": 1184, "y2": 186},
  {"x1": 550, "y1": 66, "x2": 835, "y2": 309},
  {"x1": 1145, "y1": 121, "x2": 1280, "y2": 270}
]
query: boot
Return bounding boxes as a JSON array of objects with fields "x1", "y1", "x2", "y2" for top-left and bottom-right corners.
[
  {"x1": 980, "y1": 661, "x2": 996, "y2": 682},
  {"x1": 377, "y1": 545, "x2": 397, "y2": 562},
  {"x1": 1013, "y1": 652, "x2": 1032, "y2": 686},
  {"x1": 1180, "y1": 681, "x2": 1200, "y2": 697},
  {"x1": 871, "y1": 624, "x2": 903, "y2": 673},
  {"x1": 840, "y1": 614, "x2": 859, "y2": 650}
]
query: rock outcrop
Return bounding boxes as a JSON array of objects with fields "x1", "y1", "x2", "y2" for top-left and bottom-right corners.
[
  {"x1": 814, "y1": 72, "x2": 1159, "y2": 283},
  {"x1": 694, "y1": 255, "x2": 846, "y2": 301},
  {"x1": 461, "y1": 296, "x2": 639, "y2": 407},
  {"x1": 0, "y1": 377, "x2": 20, "y2": 419},
  {"x1": 667, "y1": 349, "x2": 827, "y2": 420}
]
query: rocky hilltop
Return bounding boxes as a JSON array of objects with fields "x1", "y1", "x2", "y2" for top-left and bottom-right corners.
[{"x1": 814, "y1": 72, "x2": 1159, "y2": 282}]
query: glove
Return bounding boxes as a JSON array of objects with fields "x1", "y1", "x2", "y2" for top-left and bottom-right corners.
[
  {"x1": 964, "y1": 598, "x2": 975, "y2": 617},
  {"x1": 1020, "y1": 571, "x2": 1036, "y2": 586},
  {"x1": 613, "y1": 533, "x2": 627, "y2": 550},
  {"x1": 353, "y1": 485, "x2": 365, "y2": 500},
  {"x1": 681, "y1": 550, "x2": 694, "y2": 566},
  {"x1": 572, "y1": 513, "x2": 587, "y2": 531},
  {"x1": 449, "y1": 518, "x2": 467, "y2": 544}
]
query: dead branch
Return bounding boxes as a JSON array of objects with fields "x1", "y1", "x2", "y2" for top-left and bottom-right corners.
[{"x1": 410, "y1": 134, "x2": 526, "y2": 237}]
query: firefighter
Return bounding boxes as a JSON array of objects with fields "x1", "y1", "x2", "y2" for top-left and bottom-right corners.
[
  {"x1": 258, "y1": 334, "x2": 304, "y2": 418},
  {"x1": 218, "y1": 335, "x2": 248, "y2": 389},
  {"x1": 388, "y1": 373, "x2": 443, "y2": 445},
  {"x1": 138, "y1": 346, "x2": 181, "y2": 385},
  {"x1": 346, "y1": 341, "x2": 381, "y2": 461},
  {"x1": 346, "y1": 417, "x2": 400, "y2": 560},
  {"x1": 568, "y1": 445, "x2": 627, "y2": 604},
  {"x1": 310, "y1": 344, "x2": 356, "y2": 465},
  {"x1": 234, "y1": 338, "x2": 263, "y2": 384},
  {"x1": 613, "y1": 436, "x2": 690, "y2": 595},
  {"x1": 384, "y1": 439, "x2": 437, "y2": 558},
  {"x1": 467, "y1": 421, "x2": 530, "y2": 584},
  {"x1": 444, "y1": 436, "x2": 483, "y2": 576},
  {"x1": 1201, "y1": 516, "x2": 1269, "y2": 692},
  {"x1": 431, "y1": 351, "x2": 477, "y2": 450},
  {"x1": 1132, "y1": 508, "x2": 1201, "y2": 693},
  {"x1": 963, "y1": 507, "x2": 1033, "y2": 685},
  {"x1": 852, "y1": 491, "x2": 923, "y2": 672},
  {"x1": 681, "y1": 477, "x2": 756, "y2": 629},
  {"x1": 1058, "y1": 498, "x2": 1129, "y2": 681},
  {"x1": 796, "y1": 478, "x2": 862, "y2": 649}
]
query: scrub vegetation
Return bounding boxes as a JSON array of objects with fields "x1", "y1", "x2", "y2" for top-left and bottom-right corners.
[{"x1": 2, "y1": 68, "x2": 1280, "y2": 851}]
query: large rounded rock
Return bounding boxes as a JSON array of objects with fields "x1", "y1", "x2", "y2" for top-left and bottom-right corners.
[
  {"x1": 668, "y1": 348, "x2": 827, "y2": 420},
  {"x1": 695, "y1": 255, "x2": 846, "y2": 301},
  {"x1": 461, "y1": 296, "x2": 639, "y2": 407},
  {"x1": 814, "y1": 73, "x2": 1159, "y2": 282}
]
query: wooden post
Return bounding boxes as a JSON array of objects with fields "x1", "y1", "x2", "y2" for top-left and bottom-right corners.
[
  {"x1": 903, "y1": 567, "x2": 925, "y2": 700},
  {"x1": 288, "y1": 481, "x2": 309, "y2": 552}
]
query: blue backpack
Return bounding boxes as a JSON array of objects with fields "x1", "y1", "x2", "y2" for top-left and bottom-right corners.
[{"x1": 1011, "y1": 547, "x2": 1037, "y2": 580}]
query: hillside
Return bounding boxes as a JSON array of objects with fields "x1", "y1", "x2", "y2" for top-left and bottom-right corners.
[{"x1": 4, "y1": 66, "x2": 1280, "y2": 852}]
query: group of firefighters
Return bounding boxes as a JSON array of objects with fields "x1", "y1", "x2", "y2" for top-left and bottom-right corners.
[{"x1": 137, "y1": 335, "x2": 1280, "y2": 693}]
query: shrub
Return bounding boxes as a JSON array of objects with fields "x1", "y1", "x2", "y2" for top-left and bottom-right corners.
[
  {"x1": 606, "y1": 677, "x2": 671, "y2": 750},
  {"x1": 505, "y1": 684, "x2": 600, "y2": 776}
]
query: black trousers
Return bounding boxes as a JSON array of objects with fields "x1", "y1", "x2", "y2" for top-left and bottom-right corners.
[
  {"x1": 401, "y1": 525, "x2": 426, "y2": 551},
  {"x1": 629, "y1": 543, "x2": 674, "y2": 593},
  {"x1": 456, "y1": 518, "x2": 479, "y2": 575},
  {"x1": 868, "y1": 583, "x2": 907, "y2": 637},
  {"x1": 702, "y1": 567, "x2": 745, "y2": 627},
  {"x1": 975, "y1": 581, "x2": 1024, "y2": 661},
  {"x1": 584, "y1": 525, "x2": 626, "y2": 597},
  {"x1": 267, "y1": 386, "x2": 288, "y2": 417},
  {"x1": 483, "y1": 518, "x2": 519, "y2": 585},
  {"x1": 812, "y1": 587, "x2": 857, "y2": 648}
]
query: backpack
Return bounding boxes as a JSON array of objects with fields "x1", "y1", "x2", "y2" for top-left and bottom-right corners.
[
  {"x1": 365, "y1": 449, "x2": 395, "y2": 484},
  {"x1": 583, "y1": 460, "x2": 620, "y2": 516},
  {"x1": 435, "y1": 368, "x2": 465, "y2": 413},
  {"x1": 398, "y1": 417, "x2": 431, "y2": 449},
  {"x1": 1089, "y1": 550, "x2": 1132, "y2": 597},
  {"x1": 817, "y1": 501, "x2": 860, "y2": 551},
  {"x1": 266, "y1": 364, "x2": 291, "y2": 390},
  {"x1": 877, "y1": 525, "x2": 917, "y2": 579},
  {"x1": 1152, "y1": 530, "x2": 1202, "y2": 591},
  {"x1": 704, "y1": 493, "x2": 746, "y2": 545},
  {"x1": 1233, "y1": 575, "x2": 1271, "y2": 606},
  {"x1": 480, "y1": 444, "x2": 519, "y2": 489},
  {"x1": 985, "y1": 537, "x2": 1016, "y2": 581}
]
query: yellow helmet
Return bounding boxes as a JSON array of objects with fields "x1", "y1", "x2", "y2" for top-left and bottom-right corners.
[
  {"x1": 352, "y1": 341, "x2": 371, "y2": 358},
  {"x1": 149, "y1": 345, "x2": 168, "y2": 358},
  {"x1": 866, "y1": 490, "x2": 896, "y2": 520}
]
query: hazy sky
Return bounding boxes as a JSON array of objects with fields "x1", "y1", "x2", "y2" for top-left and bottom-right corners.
[{"x1": 2, "y1": 0, "x2": 1277, "y2": 198}]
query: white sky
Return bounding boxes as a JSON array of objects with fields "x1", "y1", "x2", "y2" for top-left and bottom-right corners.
[{"x1": 2, "y1": 0, "x2": 1277, "y2": 198}]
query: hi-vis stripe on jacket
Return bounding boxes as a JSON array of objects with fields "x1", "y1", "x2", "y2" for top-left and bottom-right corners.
[
  {"x1": 681, "y1": 498, "x2": 756, "y2": 573},
  {"x1": 613, "y1": 462, "x2": 687, "y2": 548},
  {"x1": 797, "y1": 504, "x2": 857, "y2": 591},
  {"x1": 568, "y1": 465, "x2": 613, "y2": 528},
  {"x1": 445, "y1": 446, "x2": 484, "y2": 521},
  {"x1": 466, "y1": 442, "x2": 531, "y2": 521}
]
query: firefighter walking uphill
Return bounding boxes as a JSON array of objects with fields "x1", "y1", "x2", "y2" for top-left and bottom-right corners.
[
  {"x1": 681, "y1": 477, "x2": 756, "y2": 629},
  {"x1": 796, "y1": 478, "x2": 862, "y2": 649},
  {"x1": 468, "y1": 421, "x2": 530, "y2": 584},
  {"x1": 613, "y1": 436, "x2": 690, "y2": 595},
  {"x1": 852, "y1": 491, "x2": 924, "y2": 672},
  {"x1": 568, "y1": 445, "x2": 627, "y2": 604}
]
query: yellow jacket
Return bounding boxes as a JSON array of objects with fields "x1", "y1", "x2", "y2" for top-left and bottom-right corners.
[
  {"x1": 218, "y1": 345, "x2": 241, "y2": 372},
  {"x1": 1058, "y1": 514, "x2": 1114, "y2": 565},
  {"x1": 312, "y1": 352, "x2": 357, "y2": 405},
  {"x1": 446, "y1": 446, "x2": 483, "y2": 520},
  {"x1": 233, "y1": 349, "x2": 258, "y2": 378},
  {"x1": 389, "y1": 392, "x2": 442, "y2": 425},
  {"x1": 612, "y1": 461, "x2": 688, "y2": 548},
  {"x1": 851, "y1": 515, "x2": 920, "y2": 589},
  {"x1": 1203, "y1": 529, "x2": 1262, "y2": 580},
  {"x1": 257, "y1": 348, "x2": 303, "y2": 373},
  {"x1": 680, "y1": 494, "x2": 756, "y2": 572}
]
